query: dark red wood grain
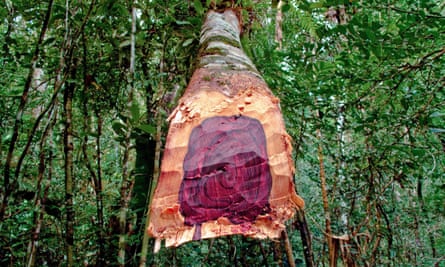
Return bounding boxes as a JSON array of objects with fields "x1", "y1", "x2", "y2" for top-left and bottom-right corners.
[{"x1": 179, "y1": 115, "x2": 272, "y2": 239}]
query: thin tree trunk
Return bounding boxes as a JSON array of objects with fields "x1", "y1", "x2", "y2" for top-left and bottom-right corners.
[
  {"x1": 334, "y1": 97, "x2": 357, "y2": 267},
  {"x1": 274, "y1": 0, "x2": 283, "y2": 50},
  {"x1": 118, "y1": 5, "x2": 137, "y2": 266},
  {"x1": 80, "y1": 29, "x2": 106, "y2": 267},
  {"x1": 416, "y1": 150, "x2": 436, "y2": 259},
  {"x1": 363, "y1": 130, "x2": 382, "y2": 266},
  {"x1": 139, "y1": 113, "x2": 162, "y2": 266},
  {"x1": 293, "y1": 109, "x2": 315, "y2": 266},
  {"x1": 282, "y1": 229, "x2": 296, "y2": 267},
  {"x1": 95, "y1": 111, "x2": 105, "y2": 267},
  {"x1": 81, "y1": 108, "x2": 106, "y2": 267},
  {"x1": 81, "y1": 108, "x2": 106, "y2": 266},
  {"x1": 139, "y1": 11, "x2": 172, "y2": 260},
  {"x1": 139, "y1": 16, "x2": 168, "y2": 261},
  {"x1": 64, "y1": 64, "x2": 76, "y2": 267},
  {"x1": 293, "y1": 209, "x2": 315, "y2": 267},
  {"x1": 258, "y1": 241, "x2": 270, "y2": 267},
  {"x1": 12, "y1": 0, "x2": 97, "y2": 187},
  {"x1": 273, "y1": 239, "x2": 284, "y2": 267},
  {"x1": 131, "y1": 134, "x2": 156, "y2": 263},
  {"x1": 316, "y1": 124, "x2": 335, "y2": 266},
  {"x1": 1, "y1": 0, "x2": 54, "y2": 220},
  {"x1": 14, "y1": 75, "x2": 66, "y2": 182},
  {"x1": 62, "y1": 0, "x2": 75, "y2": 264},
  {"x1": 26, "y1": 109, "x2": 57, "y2": 267}
]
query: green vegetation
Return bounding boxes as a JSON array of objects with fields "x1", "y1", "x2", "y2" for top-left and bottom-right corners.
[{"x1": 1, "y1": 0, "x2": 444, "y2": 266}]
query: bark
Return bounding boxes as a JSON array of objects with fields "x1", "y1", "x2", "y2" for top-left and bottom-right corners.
[
  {"x1": 282, "y1": 230, "x2": 296, "y2": 267},
  {"x1": 148, "y1": 9, "x2": 304, "y2": 249},
  {"x1": 118, "y1": 159, "x2": 133, "y2": 267},
  {"x1": 64, "y1": 63, "x2": 76, "y2": 267},
  {"x1": 118, "y1": 5, "x2": 137, "y2": 266},
  {"x1": 61, "y1": 0, "x2": 76, "y2": 265},
  {"x1": 15, "y1": 0, "x2": 95, "y2": 178},
  {"x1": 273, "y1": 239, "x2": 283, "y2": 267},
  {"x1": 316, "y1": 123, "x2": 335, "y2": 266},
  {"x1": 139, "y1": 114, "x2": 162, "y2": 267},
  {"x1": 81, "y1": 30, "x2": 106, "y2": 267},
  {"x1": 26, "y1": 109, "x2": 56, "y2": 267},
  {"x1": 274, "y1": 0, "x2": 284, "y2": 49},
  {"x1": 95, "y1": 114, "x2": 105, "y2": 267},
  {"x1": 13, "y1": 0, "x2": 95, "y2": 189},
  {"x1": 293, "y1": 209, "x2": 315, "y2": 267}
]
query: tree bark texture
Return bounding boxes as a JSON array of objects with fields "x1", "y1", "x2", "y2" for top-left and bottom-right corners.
[
  {"x1": 148, "y1": 10, "x2": 304, "y2": 249},
  {"x1": 64, "y1": 65, "x2": 76, "y2": 267}
]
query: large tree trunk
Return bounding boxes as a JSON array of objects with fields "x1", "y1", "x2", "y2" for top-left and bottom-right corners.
[{"x1": 148, "y1": 9, "x2": 304, "y2": 249}]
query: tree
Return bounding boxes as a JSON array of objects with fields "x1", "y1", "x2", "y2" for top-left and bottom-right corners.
[
  {"x1": 148, "y1": 8, "x2": 307, "y2": 264},
  {"x1": 1, "y1": 0, "x2": 444, "y2": 266},
  {"x1": 254, "y1": 1, "x2": 445, "y2": 265}
]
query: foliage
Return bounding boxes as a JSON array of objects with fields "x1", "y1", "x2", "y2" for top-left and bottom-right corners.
[
  {"x1": 250, "y1": 0, "x2": 445, "y2": 265},
  {"x1": 1, "y1": 0, "x2": 444, "y2": 266}
]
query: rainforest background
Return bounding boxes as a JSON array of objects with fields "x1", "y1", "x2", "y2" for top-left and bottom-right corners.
[{"x1": 0, "y1": 0, "x2": 444, "y2": 266}]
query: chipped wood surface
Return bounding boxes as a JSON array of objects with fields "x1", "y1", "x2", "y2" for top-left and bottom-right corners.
[{"x1": 148, "y1": 10, "x2": 304, "y2": 250}]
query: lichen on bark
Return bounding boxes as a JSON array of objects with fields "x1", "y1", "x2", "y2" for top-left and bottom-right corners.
[{"x1": 197, "y1": 10, "x2": 259, "y2": 74}]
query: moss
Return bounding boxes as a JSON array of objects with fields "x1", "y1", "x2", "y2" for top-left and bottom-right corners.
[
  {"x1": 202, "y1": 75, "x2": 212, "y2": 81},
  {"x1": 199, "y1": 35, "x2": 242, "y2": 53},
  {"x1": 197, "y1": 54, "x2": 258, "y2": 74},
  {"x1": 203, "y1": 46, "x2": 228, "y2": 56}
]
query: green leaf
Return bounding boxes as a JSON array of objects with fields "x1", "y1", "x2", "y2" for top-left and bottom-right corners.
[
  {"x1": 365, "y1": 29, "x2": 376, "y2": 42},
  {"x1": 119, "y1": 39, "x2": 131, "y2": 48},
  {"x1": 183, "y1": 38, "x2": 194, "y2": 47},
  {"x1": 2, "y1": 131, "x2": 12, "y2": 143},
  {"x1": 430, "y1": 128, "x2": 445, "y2": 133},
  {"x1": 430, "y1": 111, "x2": 445, "y2": 118},
  {"x1": 130, "y1": 102, "x2": 140, "y2": 123},
  {"x1": 112, "y1": 120, "x2": 127, "y2": 136},
  {"x1": 194, "y1": 0, "x2": 204, "y2": 15},
  {"x1": 310, "y1": 1, "x2": 325, "y2": 9},
  {"x1": 88, "y1": 131, "x2": 99, "y2": 138},
  {"x1": 137, "y1": 124, "x2": 156, "y2": 135},
  {"x1": 43, "y1": 37, "x2": 56, "y2": 46},
  {"x1": 175, "y1": 20, "x2": 192, "y2": 26},
  {"x1": 282, "y1": 4, "x2": 291, "y2": 13}
]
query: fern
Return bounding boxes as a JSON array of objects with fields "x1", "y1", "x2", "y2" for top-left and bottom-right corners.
[
  {"x1": 297, "y1": 10, "x2": 319, "y2": 40},
  {"x1": 286, "y1": 0, "x2": 322, "y2": 40}
]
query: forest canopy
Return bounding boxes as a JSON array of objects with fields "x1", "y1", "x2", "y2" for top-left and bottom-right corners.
[{"x1": 1, "y1": 0, "x2": 444, "y2": 266}]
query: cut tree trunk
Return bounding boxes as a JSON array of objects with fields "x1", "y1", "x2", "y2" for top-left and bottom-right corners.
[{"x1": 148, "y1": 9, "x2": 304, "y2": 249}]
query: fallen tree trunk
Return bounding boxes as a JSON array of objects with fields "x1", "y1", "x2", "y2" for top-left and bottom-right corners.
[{"x1": 148, "y1": 9, "x2": 304, "y2": 250}]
